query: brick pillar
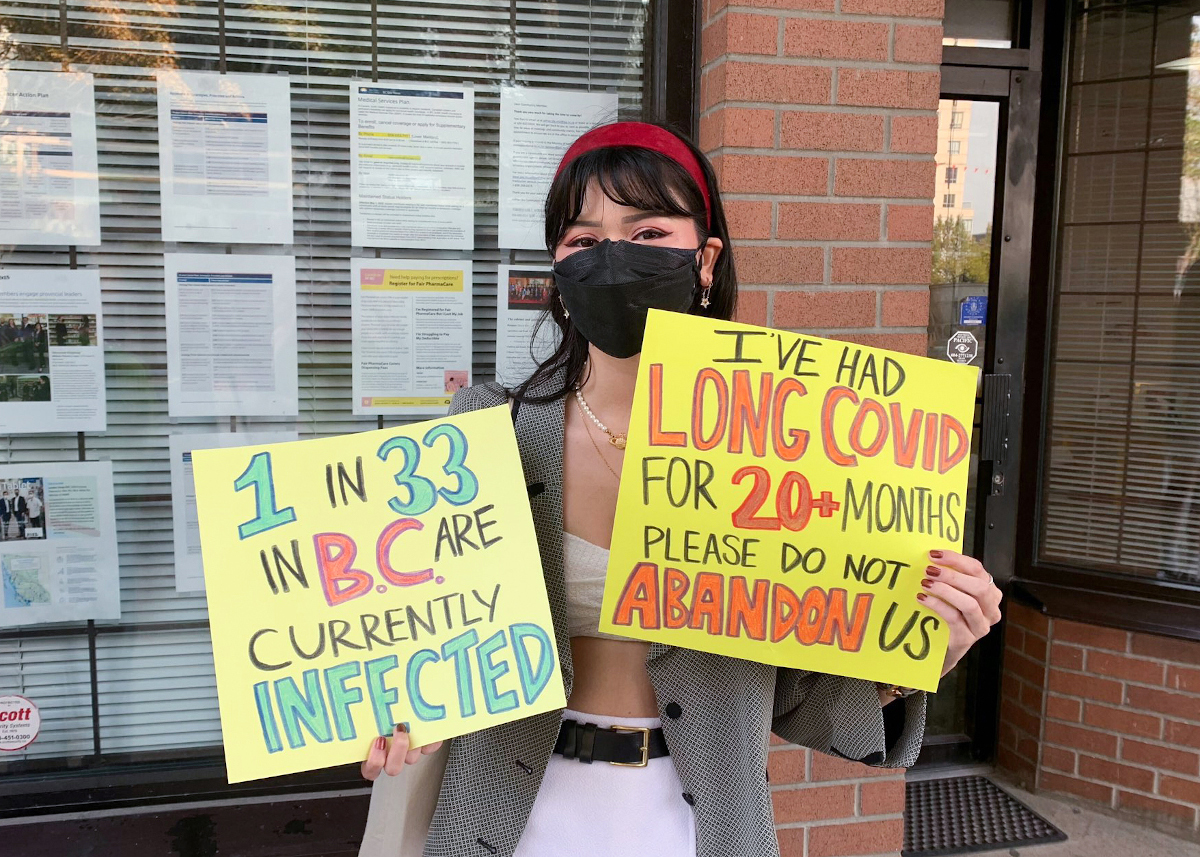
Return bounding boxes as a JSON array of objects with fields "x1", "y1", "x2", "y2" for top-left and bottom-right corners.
[{"x1": 699, "y1": 1, "x2": 943, "y2": 855}]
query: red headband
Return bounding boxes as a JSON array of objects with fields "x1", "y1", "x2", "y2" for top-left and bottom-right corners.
[{"x1": 554, "y1": 122, "x2": 712, "y2": 229}]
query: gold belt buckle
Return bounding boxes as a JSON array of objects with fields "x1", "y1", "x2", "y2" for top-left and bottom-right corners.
[{"x1": 610, "y1": 726, "x2": 650, "y2": 767}]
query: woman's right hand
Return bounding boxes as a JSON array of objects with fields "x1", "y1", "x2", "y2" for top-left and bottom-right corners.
[{"x1": 361, "y1": 724, "x2": 444, "y2": 781}]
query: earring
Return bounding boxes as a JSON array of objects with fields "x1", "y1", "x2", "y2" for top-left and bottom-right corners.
[
  {"x1": 559, "y1": 296, "x2": 569, "y2": 318},
  {"x1": 700, "y1": 285, "x2": 711, "y2": 309}
]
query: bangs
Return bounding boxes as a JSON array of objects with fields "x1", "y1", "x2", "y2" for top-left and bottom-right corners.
[{"x1": 544, "y1": 147, "x2": 707, "y2": 250}]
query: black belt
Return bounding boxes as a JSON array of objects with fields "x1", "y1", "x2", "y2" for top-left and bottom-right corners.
[{"x1": 554, "y1": 718, "x2": 669, "y2": 767}]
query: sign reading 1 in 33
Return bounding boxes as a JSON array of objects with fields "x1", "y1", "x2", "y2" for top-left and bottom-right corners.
[{"x1": 193, "y1": 407, "x2": 563, "y2": 783}]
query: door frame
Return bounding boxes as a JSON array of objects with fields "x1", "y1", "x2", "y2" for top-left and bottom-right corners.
[{"x1": 919, "y1": 59, "x2": 1042, "y2": 767}]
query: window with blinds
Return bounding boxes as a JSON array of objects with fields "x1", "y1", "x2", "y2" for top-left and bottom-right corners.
[
  {"x1": 1039, "y1": 1, "x2": 1200, "y2": 588},
  {"x1": 0, "y1": 0, "x2": 650, "y2": 778}
]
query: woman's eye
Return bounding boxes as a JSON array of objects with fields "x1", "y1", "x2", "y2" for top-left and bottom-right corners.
[
  {"x1": 635, "y1": 228, "x2": 667, "y2": 241},
  {"x1": 568, "y1": 236, "x2": 596, "y2": 247}
]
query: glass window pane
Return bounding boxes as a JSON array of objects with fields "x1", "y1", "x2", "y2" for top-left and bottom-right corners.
[
  {"x1": 1040, "y1": 2, "x2": 1200, "y2": 587},
  {"x1": 943, "y1": 0, "x2": 1015, "y2": 49}
]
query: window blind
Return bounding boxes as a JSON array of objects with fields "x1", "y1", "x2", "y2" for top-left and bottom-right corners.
[
  {"x1": 1039, "y1": 1, "x2": 1200, "y2": 587},
  {"x1": 0, "y1": 0, "x2": 649, "y2": 769}
]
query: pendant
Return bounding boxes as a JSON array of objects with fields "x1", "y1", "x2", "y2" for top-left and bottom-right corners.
[{"x1": 610, "y1": 435, "x2": 627, "y2": 450}]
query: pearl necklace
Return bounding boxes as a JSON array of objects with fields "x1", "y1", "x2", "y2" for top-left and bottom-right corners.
[{"x1": 573, "y1": 386, "x2": 628, "y2": 449}]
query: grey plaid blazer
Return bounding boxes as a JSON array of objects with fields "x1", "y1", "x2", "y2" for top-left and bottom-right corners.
[{"x1": 424, "y1": 375, "x2": 927, "y2": 857}]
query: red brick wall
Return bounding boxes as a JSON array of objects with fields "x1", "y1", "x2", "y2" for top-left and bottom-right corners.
[
  {"x1": 701, "y1": 0, "x2": 942, "y2": 360},
  {"x1": 770, "y1": 739, "x2": 907, "y2": 857},
  {"x1": 700, "y1": 1, "x2": 944, "y2": 855},
  {"x1": 999, "y1": 602, "x2": 1200, "y2": 839}
]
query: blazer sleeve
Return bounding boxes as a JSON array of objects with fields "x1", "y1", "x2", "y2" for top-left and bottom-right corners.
[
  {"x1": 447, "y1": 382, "x2": 506, "y2": 417},
  {"x1": 772, "y1": 670, "x2": 927, "y2": 768}
]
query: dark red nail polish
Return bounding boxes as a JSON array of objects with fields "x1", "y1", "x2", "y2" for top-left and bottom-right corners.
[
  {"x1": 917, "y1": 592, "x2": 928, "y2": 601},
  {"x1": 921, "y1": 578, "x2": 934, "y2": 589},
  {"x1": 926, "y1": 566, "x2": 941, "y2": 576},
  {"x1": 929, "y1": 550, "x2": 943, "y2": 559},
  {"x1": 395, "y1": 723, "x2": 407, "y2": 734},
  {"x1": 375, "y1": 736, "x2": 386, "y2": 751}
]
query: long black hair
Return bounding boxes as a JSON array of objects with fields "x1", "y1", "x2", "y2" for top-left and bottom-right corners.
[{"x1": 512, "y1": 124, "x2": 737, "y2": 404}]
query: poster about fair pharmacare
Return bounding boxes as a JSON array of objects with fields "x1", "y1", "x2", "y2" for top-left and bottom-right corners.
[
  {"x1": 352, "y1": 259, "x2": 472, "y2": 417},
  {"x1": 599, "y1": 311, "x2": 979, "y2": 692},
  {"x1": 193, "y1": 406, "x2": 563, "y2": 782}
]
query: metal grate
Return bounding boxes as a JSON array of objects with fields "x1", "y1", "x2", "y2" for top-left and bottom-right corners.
[{"x1": 904, "y1": 776, "x2": 1067, "y2": 856}]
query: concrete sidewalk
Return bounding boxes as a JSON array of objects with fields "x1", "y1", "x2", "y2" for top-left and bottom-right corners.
[{"x1": 975, "y1": 778, "x2": 1200, "y2": 857}]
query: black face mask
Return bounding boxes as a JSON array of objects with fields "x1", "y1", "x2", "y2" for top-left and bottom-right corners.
[{"x1": 552, "y1": 239, "x2": 700, "y2": 359}]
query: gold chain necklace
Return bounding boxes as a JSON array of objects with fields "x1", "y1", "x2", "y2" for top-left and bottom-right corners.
[
  {"x1": 573, "y1": 386, "x2": 628, "y2": 449},
  {"x1": 573, "y1": 395, "x2": 621, "y2": 481}
]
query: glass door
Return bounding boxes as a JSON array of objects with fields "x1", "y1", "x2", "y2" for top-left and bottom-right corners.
[{"x1": 918, "y1": 64, "x2": 1041, "y2": 765}]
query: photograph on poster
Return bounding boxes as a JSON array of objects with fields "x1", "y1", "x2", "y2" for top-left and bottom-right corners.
[
  {"x1": 0, "y1": 478, "x2": 47, "y2": 542},
  {"x1": 498, "y1": 86, "x2": 617, "y2": 249},
  {"x1": 351, "y1": 258, "x2": 472, "y2": 416},
  {"x1": 0, "y1": 71, "x2": 101, "y2": 246},
  {"x1": 0, "y1": 461, "x2": 120, "y2": 627},
  {"x1": 156, "y1": 70, "x2": 294, "y2": 245},
  {"x1": 350, "y1": 83, "x2": 474, "y2": 250},
  {"x1": 495, "y1": 265, "x2": 559, "y2": 386},
  {"x1": 0, "y1": 269, "x2": 107, "y2": 433},
  {"x1": 164, "y1": 253, "x2": 299, "y2": 418}
]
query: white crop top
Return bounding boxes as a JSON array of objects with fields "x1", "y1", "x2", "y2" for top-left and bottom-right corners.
[{"x1": 562, "y1": 531, "x2": 627, "y2": 641}]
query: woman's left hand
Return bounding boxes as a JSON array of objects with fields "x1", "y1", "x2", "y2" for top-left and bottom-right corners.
[{"x1": 918, "y1": 550, "x2": 1003, "y2": 677}]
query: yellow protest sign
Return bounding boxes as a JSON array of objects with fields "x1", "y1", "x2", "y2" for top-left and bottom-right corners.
[
  {"x1": 193, "y1": 406, "x2": 564, "y2": 783},
  {"x1": 599, "y1": 311, "x2": 979, "y2": 691}
]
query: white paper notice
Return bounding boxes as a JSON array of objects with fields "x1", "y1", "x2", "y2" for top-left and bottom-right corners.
[
  {"x1": 0, "y1": 71, "x2": 101, "y2": 246},
  {"x1": 0, "y1": 461, "x2": 120, "y2": 627},
  {"x1": 0, "y1": 268, "x2": 107, "y2": 433},
  {"x1": 351, "y1": 258, "x2": 472, "y2": 416},
  {"x1": 496, "y1": 265, "x2": 559, "y2": 386},
  {"x1": 169, "y1": 430, "x2": 298, "y2": 593},
  {"x1": 351, "y1": 83, "x2": 474, "y2": 250},
  {"x1": 164, "y1": 253, "x2": 298, "y2": 417},
  {"x1": 499, "y1": 87, "x2": 617, "y2": 250},
  {"x1": 157, "y1": 71, "x2": 294, "y2": 244}
]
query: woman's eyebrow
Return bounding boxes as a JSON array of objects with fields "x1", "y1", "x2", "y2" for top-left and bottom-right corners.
[{"x1": 621, "y1": 211, "x2": 672, "y2": 223}]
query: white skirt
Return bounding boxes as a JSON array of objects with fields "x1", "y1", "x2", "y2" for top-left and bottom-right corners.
[{"x1": 513, "y1": 708, "x2": 697, "y2": 857}]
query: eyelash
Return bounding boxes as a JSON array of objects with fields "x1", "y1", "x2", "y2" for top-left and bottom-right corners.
[{"x1": 566, "y1": 228, "x2": 669, "y2": 247}]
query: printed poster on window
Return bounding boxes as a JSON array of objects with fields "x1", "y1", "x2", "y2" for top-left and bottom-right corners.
[
  {"x1": 498, "y1": 86, "x2": 617, "y2": 250},
  {"x1": 0, "y1": 70, "x2": 101, "y2": 246},
  {"x1": 350, "y1": 82, "x2": 474, "y2": 250},
  {"x1": 164, "y1": 253, "x2": 299, "y2": 418},
  {"x1": 598, "y1": 311, "x2": 979, "y2": 692},
  {"x1": 0, "y1": 269, "x2": 106, "y2": 433},
  {"x1": 170, "y1": 430, "x2": 299, "y2": 593},
  {"x1": 351, "y1": 258, "x2": 472, "y2": 416},
  {"x1": 0, "y1": 461, "x2": 120, "y2": 628},
  {"x1": 495, "y1": 265, "x2": 558, "y2": 386},
  {"x1": 192, "y1": 406, "x2": 564, "y2": 782},
  {"x1": 156, "y1": 70, "x2": 294, "y2": 244}
]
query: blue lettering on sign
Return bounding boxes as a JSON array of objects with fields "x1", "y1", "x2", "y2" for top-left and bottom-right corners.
[{"x1": 959, "y1": 295, "x2": 987, "y2": 326}]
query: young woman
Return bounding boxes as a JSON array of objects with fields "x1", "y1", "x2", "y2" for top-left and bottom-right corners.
[{"x1": 361, "y1": 122, "x2": 1003, "y2": 857}]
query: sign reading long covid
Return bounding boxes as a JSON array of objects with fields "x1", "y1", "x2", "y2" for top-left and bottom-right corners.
[
  {"x1": 599, "y1": 311, "x2": 979, "y2": 692},
  {"x1": 193, "y1": 407, "x2": 563, "y2": 782}
]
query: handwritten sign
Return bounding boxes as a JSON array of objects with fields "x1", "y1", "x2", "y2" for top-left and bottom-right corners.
[
  {"x1": 194, "y1": 406, "x2": 564, "y2": 783},
  {"x1": 599, "y1": 311, "x2": 978, "y2": 691}
]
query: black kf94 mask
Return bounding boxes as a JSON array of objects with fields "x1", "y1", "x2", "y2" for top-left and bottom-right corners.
[{"x1": 552, "y1": 239, "x2": 701, "y2": 359}]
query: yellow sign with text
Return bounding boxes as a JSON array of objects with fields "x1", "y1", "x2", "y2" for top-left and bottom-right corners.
[
  {"x1": 194, "y1": 407, "x2": 564, "y2": 783},
  {"x1": 599, "y1": 311, "x2": 979, "y2": 691}
]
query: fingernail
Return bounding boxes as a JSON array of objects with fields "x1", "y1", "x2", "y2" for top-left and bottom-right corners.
[
  {"x1": 917, "y1": 592, "x2": 928, "y2": 601},
  {"x1": 395, "y1": 723, "x2": 407, "y2": 734},
  {"x1": 921, "y1": 578, "x2": 934, "y2": 589},
  {"x1": 929, "y1": 550, "x2": 943, "y2": 559},
  {"x1": 926, "y1": 566, "x2": 941, "y2": 576},
  {"x1": 374, "y1": 736, "x2": 386, "y2": 751}
]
